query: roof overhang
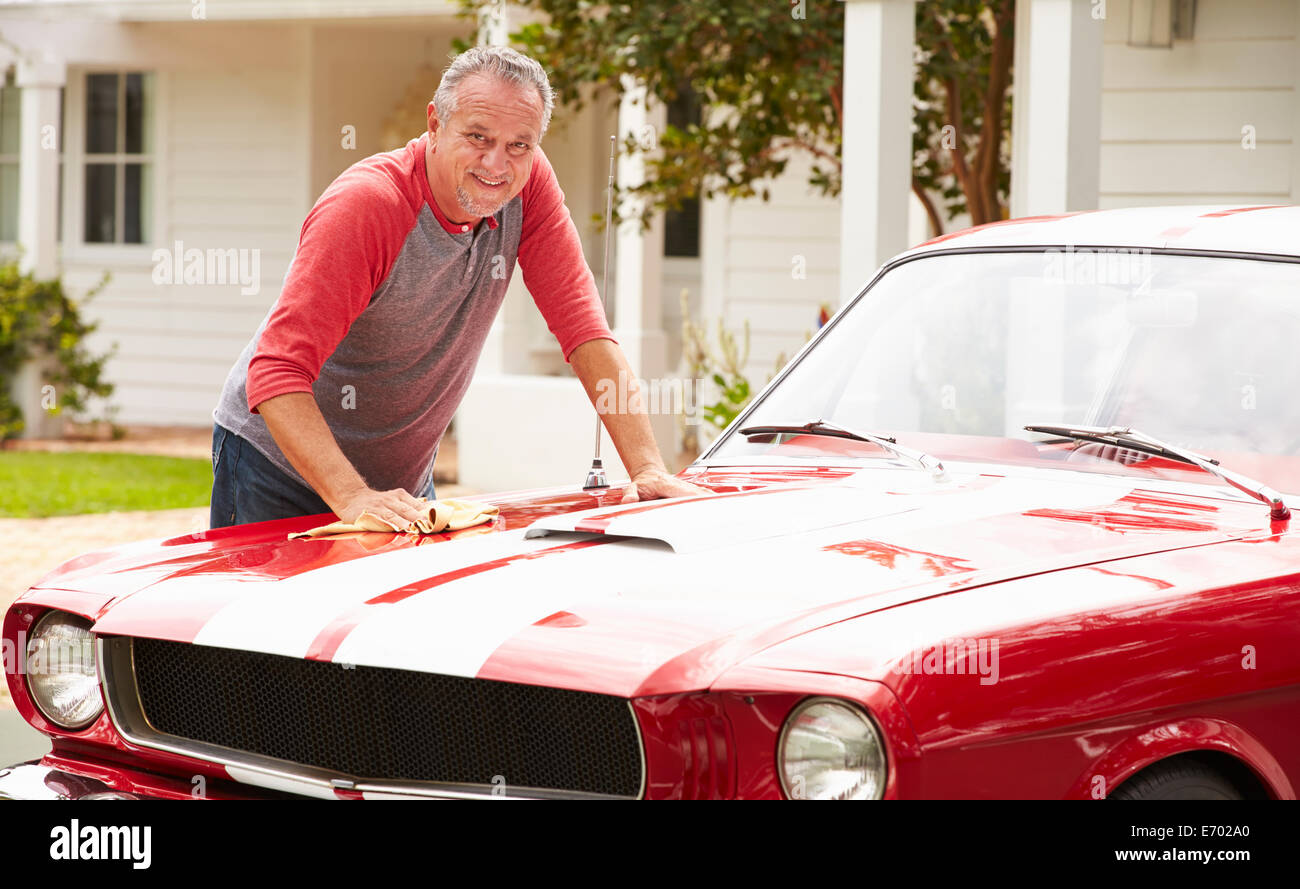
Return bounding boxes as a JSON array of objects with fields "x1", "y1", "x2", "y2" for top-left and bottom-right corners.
[{"x1": 0, "y1": 0, "x2": 460, "y2": 23}]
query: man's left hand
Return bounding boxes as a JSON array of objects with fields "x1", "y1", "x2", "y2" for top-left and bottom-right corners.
[{"x1": 620, "y1": 467, "x2": 710, "y2": 503}]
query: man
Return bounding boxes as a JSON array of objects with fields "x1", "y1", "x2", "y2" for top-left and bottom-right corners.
[{"x1": 211, "y1": 46, "x2": 705, "y2": 530}]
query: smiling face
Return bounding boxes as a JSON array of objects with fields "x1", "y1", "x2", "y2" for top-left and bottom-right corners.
[{"x1": 425, "y1": 73, "x2": 544, "y2": 223}]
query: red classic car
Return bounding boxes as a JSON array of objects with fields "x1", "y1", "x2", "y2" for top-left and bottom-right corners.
[{"x1": 4, "y1": 205, "x2": 1299, "y2": 800}]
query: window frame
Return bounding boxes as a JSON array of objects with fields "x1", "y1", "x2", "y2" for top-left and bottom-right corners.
[
  {"x1": 61, "y1": 66, "x2": 167, "y2": 267},
  {"x1": 0, "y1": 68, "x2": 22, "y2": 247}
]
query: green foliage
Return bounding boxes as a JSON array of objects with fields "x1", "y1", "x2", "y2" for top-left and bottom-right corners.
[
  {"x1": 705, "y1": 369, "x2": 750, "y2": 432},
  {"x1": 455, "y1": 0, "x2": 1013, "y2": 232},
  {"x1": 681, "y1": 289, "x2": 754, "y2": 437},
  {"x1": 457, "y1": 0, "x2": 845, "y2": 227},
  {"x1": 0, "y1": 452, "x2": 211, "y2": 517},
  {"x1": 0, "y1": 260, "x2": 116, "y2": 441}
]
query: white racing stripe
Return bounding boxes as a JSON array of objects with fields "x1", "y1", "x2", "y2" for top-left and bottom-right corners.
[
  {"x1": 331, "y1": 538, "x2": 663, "y2": 675},
  {"x1": 190, "y1": 529, "x2": 568, "y2": 657}
]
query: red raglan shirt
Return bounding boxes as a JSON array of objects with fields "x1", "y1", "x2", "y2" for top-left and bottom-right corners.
[{"x1": 213, "y1": 132, "x2": 616, "y2": 497}]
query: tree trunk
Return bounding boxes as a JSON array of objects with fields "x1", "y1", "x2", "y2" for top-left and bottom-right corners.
[
  {"x1": 912, "y1": 179, "x2": 945, "y2": 237},
  {"x1": 975, "y1": 0, "x2": 1016, "y2": 222}
]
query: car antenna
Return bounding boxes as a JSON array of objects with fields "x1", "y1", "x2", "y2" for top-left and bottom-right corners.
[{"x1": 583, "y1": 135, "x2": 617, "y2": 491}]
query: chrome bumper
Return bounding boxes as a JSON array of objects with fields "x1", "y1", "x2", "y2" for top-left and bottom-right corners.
[{"x1": 0, "y1": 762, "x2": 148, "y2": 800}]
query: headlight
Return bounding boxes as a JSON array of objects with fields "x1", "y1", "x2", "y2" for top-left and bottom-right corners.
[
  {"x1": 25, "y1": 611, "x2": 103, "y2": 730},
  {"x1": 778, "y1": 697, "x2": 887, "y2": 799}
]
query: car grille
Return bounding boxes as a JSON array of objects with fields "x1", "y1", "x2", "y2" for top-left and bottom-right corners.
[{"x1": 126, "y1": 637, "x2": 643, "y2": 798}]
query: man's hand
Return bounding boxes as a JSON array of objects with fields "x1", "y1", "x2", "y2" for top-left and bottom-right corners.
[
  {"x1": 620, "y1": 467, "x2": 710, "y2": 504},
  {"x1": 569, "y1": 340, "x2": 712, "y2": 506},
  {"x1": 334, "y1": 485, "x2": 431, "y2": 529},
  {"x1": 259, "y1": 392, "x2": 431, "y2": 528}
]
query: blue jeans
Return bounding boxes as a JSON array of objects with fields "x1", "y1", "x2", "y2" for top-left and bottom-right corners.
[{"x1": 209, "y1": 423, "x2": 437, "y2": 529}]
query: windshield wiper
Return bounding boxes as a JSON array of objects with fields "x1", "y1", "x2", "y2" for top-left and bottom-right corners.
[
  {"x1": 738, "y1": 419, "x2": 948, "y2": 482},
  {"x1": 1025, "y1": 423, "x2": 1291, "y2": 521}
]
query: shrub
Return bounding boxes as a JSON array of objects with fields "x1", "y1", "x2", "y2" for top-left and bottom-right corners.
[{"x1": 0, "y1": 259, "x2": 115, "y2": 441}]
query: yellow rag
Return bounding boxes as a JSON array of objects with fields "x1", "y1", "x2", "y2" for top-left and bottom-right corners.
[{"x1": 287, "y1": 498, "x2": 499, "y2": 539}]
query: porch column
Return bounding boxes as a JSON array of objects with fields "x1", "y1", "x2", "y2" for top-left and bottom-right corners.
[
  {"x1": 479, "y1": 0, "x2": 509, "y2": 46},
  {"x1": 612, "y1": 76, "x2": 674, "y2": 458},
  {"x1": 1009, "y1": 0, "x2": 1103, "y2": 217},
  {"x1": 613, "y1": 77, "x2": 666, "y2": 379},
  {"x1": 16, "y1": 55, "x2": 66, "y2": 280},
  {"x1": 473, "y1": 2, "x2": 518, "y2": 376},
  {"x1": 839, "y1": 0, "x2": 915, "y2": 305}
]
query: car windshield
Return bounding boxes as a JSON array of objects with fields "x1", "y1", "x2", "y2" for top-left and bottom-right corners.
[{"x1": 708, "y1": 249, "x2": 1300, "y2": 494}]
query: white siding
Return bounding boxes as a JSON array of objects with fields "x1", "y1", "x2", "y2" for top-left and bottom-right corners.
[
  {"x1": 703, "y1": 152, "x2": 841, "y2": 389},
  {"x1": 55, "y1": 19, "x2": 460, "y2": 426},
  {"x1": 661, "y1": 256, "x2": 702, "y2": 374},
  {"x1": 56, "y1": 23, "x2": 313, "y2": 426},
  {"x1": 1098, "y1": 0, "x2": 1298, "y2": 208}
]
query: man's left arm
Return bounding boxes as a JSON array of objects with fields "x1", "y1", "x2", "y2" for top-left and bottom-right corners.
[
  {"x1": 517, "y1": 146, "x2": 707, "y2": 503},
  {"x1": 568, "y1": 338, "x2": 708, "y2": 503}
]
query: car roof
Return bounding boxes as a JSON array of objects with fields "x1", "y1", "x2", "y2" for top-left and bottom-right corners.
[{"x1": 901, "y1": 204, "x2": 1300, "y2": 260}]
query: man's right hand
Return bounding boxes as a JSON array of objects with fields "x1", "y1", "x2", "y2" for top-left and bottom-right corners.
[
  {"x1": 334, "y1": 486, "x2": 431, "y2": 530},
  {"x1": 258, "y1": 392, "x2": 432, "y2": 530}
]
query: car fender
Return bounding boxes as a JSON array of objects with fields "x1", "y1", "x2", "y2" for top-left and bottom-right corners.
[{"x1": 1065, "y1": 716, "x2": 1294, "y2": 800}]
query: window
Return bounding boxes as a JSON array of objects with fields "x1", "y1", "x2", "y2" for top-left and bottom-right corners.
[
  {"x1": 83, "y1": 72, "x2": 153, "y2": 244},
  {"x1": 663, "y1": 86, "x2": 700, "y2": 258},
  {"x1": 1, "y1": 69, "x2": 20, "y2": 243}
]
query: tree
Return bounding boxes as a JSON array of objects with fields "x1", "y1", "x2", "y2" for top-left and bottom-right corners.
[
  {"x1": 456, "y1": 0, "x2": 1013, "y2": 234},
  {"x1": 913, "y1": 0, "x2": 1015, "y2": 232}
]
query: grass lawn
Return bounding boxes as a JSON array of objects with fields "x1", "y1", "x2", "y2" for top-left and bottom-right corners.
[{"x1": 0, "y1": 452, "x2": 212, "y2": 518}]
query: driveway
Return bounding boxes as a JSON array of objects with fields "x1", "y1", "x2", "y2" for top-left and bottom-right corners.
[{"x1": 0, "y1": 709, "x2": 50, "y2": 764}]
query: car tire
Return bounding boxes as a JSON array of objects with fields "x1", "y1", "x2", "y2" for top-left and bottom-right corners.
[{"x1": 1110, "y1": 760, "x2": 1243, "y2": 800}]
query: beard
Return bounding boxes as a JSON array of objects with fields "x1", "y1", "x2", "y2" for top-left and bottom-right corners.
[{"x1": 456, "y1": 171, "x2": 513, "y2": 218}]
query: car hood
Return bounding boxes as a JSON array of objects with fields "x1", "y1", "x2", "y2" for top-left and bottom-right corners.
[{"x1": 26, "y1": 466, "x2": 1265, "y2": 697}]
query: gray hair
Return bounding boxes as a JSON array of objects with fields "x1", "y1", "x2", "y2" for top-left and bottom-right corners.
[{"x1": 433, "y1": 46, "x2": 555, "y2": 139}]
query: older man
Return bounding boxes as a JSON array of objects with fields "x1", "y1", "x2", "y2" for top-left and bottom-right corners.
[{"x1": 210, "y1": 46, "x2": 703, "y2": 530}]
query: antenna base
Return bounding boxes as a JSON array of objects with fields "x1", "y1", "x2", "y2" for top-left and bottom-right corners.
[{"x1": 583, "y1": 458, "x2": 609, "y2": 490}]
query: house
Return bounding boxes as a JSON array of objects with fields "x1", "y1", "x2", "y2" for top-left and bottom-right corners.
[{"x1": 1, "y1": 0, "x2": 1297, "y2": 490}]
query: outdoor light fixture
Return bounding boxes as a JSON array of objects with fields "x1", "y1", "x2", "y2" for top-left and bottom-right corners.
[{"x1": 1128, "y1": 0, "x2": 1196, "y2": 48}]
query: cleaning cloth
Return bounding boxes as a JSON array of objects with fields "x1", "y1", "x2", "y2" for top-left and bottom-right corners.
[{"x1": 288, "y1": 498, "x2": 498, "y2": 539}]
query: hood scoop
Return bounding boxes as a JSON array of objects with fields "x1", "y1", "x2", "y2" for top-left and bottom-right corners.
[{"x1": 523, "y1": 484, "x2": 922, "y2": 554}]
